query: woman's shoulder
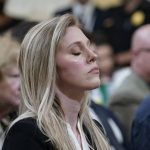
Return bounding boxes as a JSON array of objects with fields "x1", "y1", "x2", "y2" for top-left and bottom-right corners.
[
  {"x1": 8, "y1": 117, "x2": 39, "y2": 136},
  {"x1": 12, "y1": 117, "x2": 35, "y2": 125},
  {"x1": 7, "y1": 117, "x2": 49, "y2": 142},
  {"x1": 2, "y1": 117, "x2": 51, "y2": 150}
]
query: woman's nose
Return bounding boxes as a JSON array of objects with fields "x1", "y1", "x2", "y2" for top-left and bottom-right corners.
[{"x1": 87, "y1": 49, "x2": 97, "y2": 63}]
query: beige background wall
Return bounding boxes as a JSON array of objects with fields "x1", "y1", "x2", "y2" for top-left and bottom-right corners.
[
  {"x1": 4, "y1": 0, "x2": 121, "y2": 21},
  {"x1": 92, "y1": 0, "x2": 121, "y2": 9}
]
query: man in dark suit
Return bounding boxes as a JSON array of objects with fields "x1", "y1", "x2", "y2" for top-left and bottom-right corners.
[
  {"x1": 131, "y1": 95, "x2": 150, "y2": 150},
  {"x1": 54, "y1": 0, "x2": 105, "y2": 33},
  {"x1": 90, "y1": 101, "x2": 130, "y2": 150}
]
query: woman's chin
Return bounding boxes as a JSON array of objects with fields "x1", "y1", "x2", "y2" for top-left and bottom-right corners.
[{"x1": 85, "y1": 79, "x2": 100, "y2": 90}]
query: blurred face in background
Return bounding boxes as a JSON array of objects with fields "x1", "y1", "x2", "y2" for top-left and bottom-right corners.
[
  {"x1": 0, "y1": 63, "x2": 20, "y2": 118},
  {"x1": 56, "y1": 26, "x2": 100, "y2": 93},
  {"x1": 0, "y1": 33, "x2": 20, "y2": 118},
  {"x1": 132, "y1": 34, "x2": 150, "y2": 76},
  {"x1": 96, "y1": 44, "x2": 114, "y2": 77},
  {"x1": 1, "y1": 64, "x2": 20, "y2": 109}
]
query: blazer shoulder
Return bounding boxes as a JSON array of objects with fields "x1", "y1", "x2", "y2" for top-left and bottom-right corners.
[
  {"x1": 8, "y1": 118, "x2": 38, "y2": 134},
  {"x1": 2, "y1": 118, "x2": 53, "y2": 150}
]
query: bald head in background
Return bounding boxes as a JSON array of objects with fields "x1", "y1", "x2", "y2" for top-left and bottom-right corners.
[
  {"x1": 109, "y1": 24, "x2": 150, "y2": 141},
  {"x1": 131, "y1": 24, "x2": 150, "y2": 82}
]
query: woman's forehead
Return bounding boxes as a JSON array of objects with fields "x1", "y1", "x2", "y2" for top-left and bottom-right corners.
[{"x1": 59, "y1": 26, "x2": 88, "y2": 48}]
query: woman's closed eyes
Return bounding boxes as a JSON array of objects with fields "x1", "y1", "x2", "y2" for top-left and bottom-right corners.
[{"x1": 69, "y1": 40, "x2": 95, "y2": 57}]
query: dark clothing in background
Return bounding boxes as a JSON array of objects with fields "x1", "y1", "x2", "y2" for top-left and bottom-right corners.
[
  {"x1": 90, "y1": 101, "x2": 130, "y2": 150},
  {"x1": 54, "y1": 6, "x2": 105, "y2": 33},
  {"x1": 101, "y1": 1, "x2": 150, "y2": 54},
  {"x1": 131, "y1": 95, "x2": 150, "y2": 150},
  {"x1": 0, "y1": 1, "x2": 21, "y2": 33}
]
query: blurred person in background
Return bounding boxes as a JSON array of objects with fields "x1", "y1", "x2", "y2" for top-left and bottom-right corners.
[
  {"x1": 101, "y1": 0, "x2": 150, "y2": 68},
  {"x1": 54, "y1": 0, "x2": 106, "y2": 33},
  {"x1": 0, "y1": 21, "x2": 40, "y2": 149},
  {"x1": 10, "y1": 21, "x2": 38, "y2": 43},
  {"x1": 0, "y1": 33, "x2": 20, "y2": 148},
  {"x1": 90, "y1": 100, "x2": 130, "y2": 150},
  {"x1": 85, "y1": 33, "x2": 114, "y2": 105},
  {"x1": 109, "y1": 24, "x2": 150, "y2": 141},
  {"x1": 92, "y1": 36, "x2": 114, "y2": 106}
]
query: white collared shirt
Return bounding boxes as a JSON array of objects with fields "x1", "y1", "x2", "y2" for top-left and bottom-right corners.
[{"x1": 66, "y1": 121, "x2": 90, "y2": 150}]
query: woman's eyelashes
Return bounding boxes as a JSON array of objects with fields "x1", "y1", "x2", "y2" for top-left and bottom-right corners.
[
  {"x1": 72, "y1": 51, "x2": 81, "y2": 56},
  {"x1": 70, "y1": 46, "x2": 82, "y2": 56},
  {"x1": 70, "y1": 42, "x2": 95, "y2": 56}
]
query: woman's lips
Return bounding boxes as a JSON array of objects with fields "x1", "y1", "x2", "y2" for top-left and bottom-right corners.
[{"x1": 88, "y1": 67, "x2": 99, "y2": 74}]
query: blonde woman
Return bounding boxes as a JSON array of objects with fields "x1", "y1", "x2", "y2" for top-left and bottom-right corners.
[{"x1": 2, "y1": 14, "x2": 111, "y2": 150}]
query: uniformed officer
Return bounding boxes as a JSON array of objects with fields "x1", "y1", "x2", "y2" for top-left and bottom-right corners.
[{"x1": 101, "y1": 0, "x2": 150, "y2": 67}]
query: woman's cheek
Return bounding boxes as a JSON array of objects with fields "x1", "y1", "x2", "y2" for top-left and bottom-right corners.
[{"x1": 57, "y1": 55, "x2": 85, "y2": 74}]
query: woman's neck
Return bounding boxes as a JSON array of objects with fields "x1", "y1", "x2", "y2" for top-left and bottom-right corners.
[{"x1": 55, "y1": 87, "x2": 83, "y2": 130}]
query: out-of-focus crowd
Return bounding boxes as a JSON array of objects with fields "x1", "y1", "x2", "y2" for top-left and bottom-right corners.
[{"x1": 1, "y1": 0, "x2": 150, "y2": 149}]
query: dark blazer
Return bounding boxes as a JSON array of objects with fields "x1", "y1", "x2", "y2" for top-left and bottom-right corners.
[
  {"x1": 54, "y1": 6, "x2": 104, "y2": 33},
  {"x1": 101, "y1": 1, "x2": 150, "y2": 54},
  {"x1": 90, "y1": 101, "x2": 130, "y2": 150},
  {"x1": 2, "y1": 117, "x2": 104, "y2": 150},
  {"x1": 131, "y1": 95, "x2": 150, "y2": 150}
]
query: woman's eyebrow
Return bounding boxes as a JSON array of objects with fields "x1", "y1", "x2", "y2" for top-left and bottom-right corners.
[
  {"x1": 67, "y1": 39, "x2": 91, "y2": 49},
  {"x1": 67, "y1": 41, "x2": 82, "y2": 49}
]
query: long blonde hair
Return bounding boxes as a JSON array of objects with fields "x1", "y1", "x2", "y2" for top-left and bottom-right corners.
[{"x1": 18, "y1": 14, "x2": 110, "y2": 150}]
